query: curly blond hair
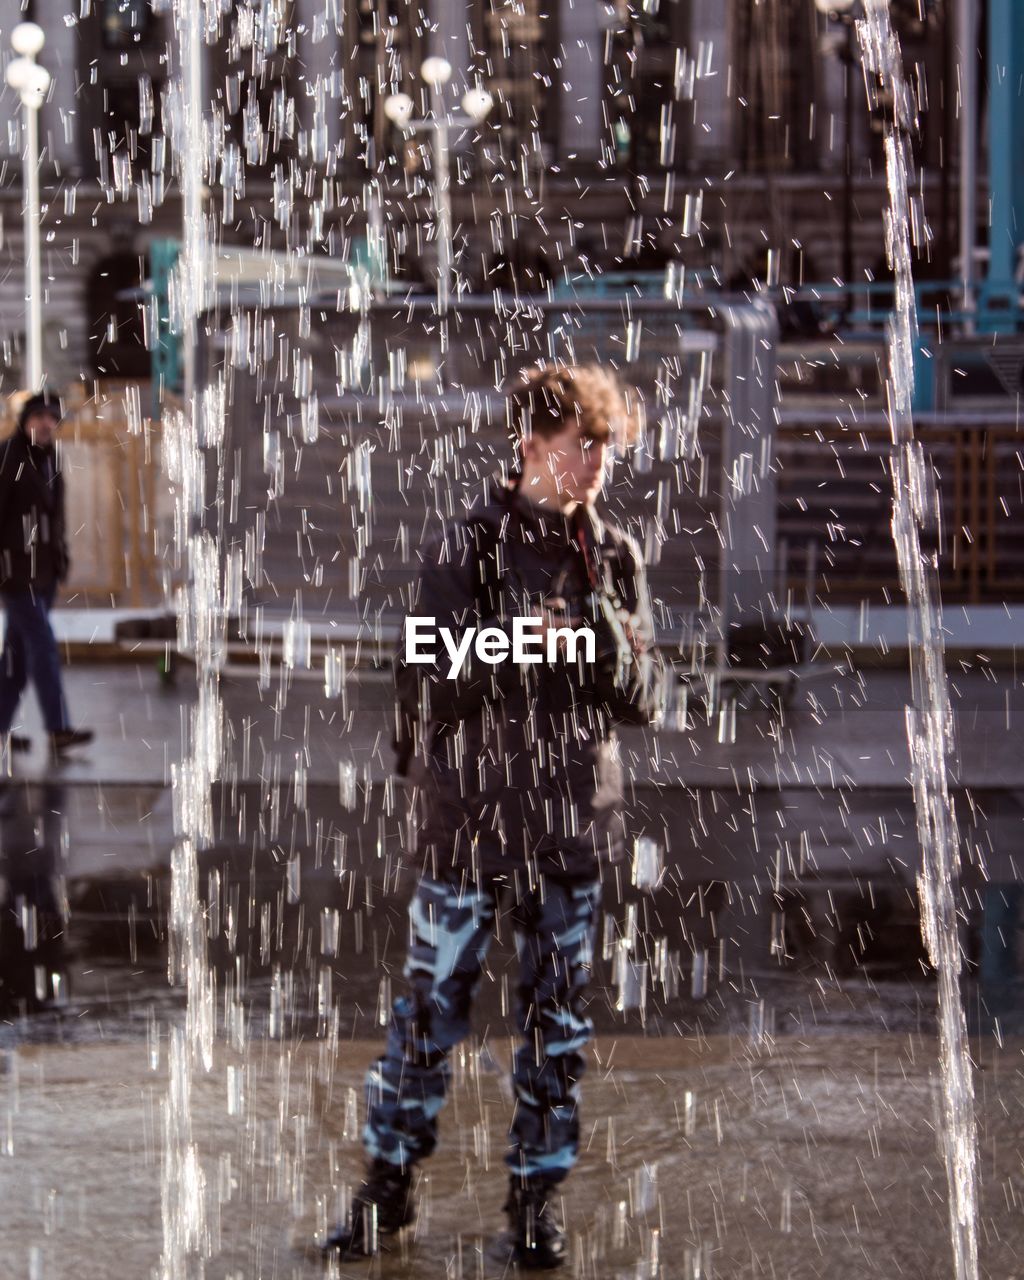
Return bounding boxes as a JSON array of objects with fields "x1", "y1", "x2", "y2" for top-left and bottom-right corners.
[{"x1": 507, "y1": 363, "x2": 637, "y2": 446}]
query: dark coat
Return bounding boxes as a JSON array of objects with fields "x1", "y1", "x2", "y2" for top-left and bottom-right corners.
[
  {"x1": 0, "y1": 429, "x2": 68, "y2": 593},
  {"x1": 396, "y1": 475, "x2": 663, "y2": 882}
]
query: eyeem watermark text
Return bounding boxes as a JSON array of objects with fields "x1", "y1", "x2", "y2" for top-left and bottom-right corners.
[{"x1": 405, "y1": 617, "x2": 596, "y2": 679}]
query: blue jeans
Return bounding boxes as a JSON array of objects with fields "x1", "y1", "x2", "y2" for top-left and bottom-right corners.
[
  {"x1": 364, "y1": 872, "x2": 601, "y2": 1183},
  {"x1": 0, "y1": 588, "x2": 69, "y2": 734}
]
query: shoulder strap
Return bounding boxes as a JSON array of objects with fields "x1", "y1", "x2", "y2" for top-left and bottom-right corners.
[{"x1": 594, "y1": 531, "x2": 627, "y2": 603}]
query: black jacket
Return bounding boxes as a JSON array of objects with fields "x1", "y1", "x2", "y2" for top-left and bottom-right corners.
[
  {"x1": 396, "y1": 475, "x2": 663, "y2": 881},
  {"x1": 0, "y1": 429, "x2": 68, "y2": 592}
]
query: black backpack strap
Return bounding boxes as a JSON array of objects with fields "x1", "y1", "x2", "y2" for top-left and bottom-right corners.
[
  {"x1": 599, "y1": 531, "x2": 655, "y2": 636},
  {"x1": 595, "y1": 533, "x2": 629, "y2": 607}
]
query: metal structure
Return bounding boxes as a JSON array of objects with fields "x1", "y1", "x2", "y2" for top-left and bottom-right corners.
[
  {"x1": 958, "y1": 0, "x2": 979, "y2": 321},
  {"x1": 979, "y1": 0, "x2": 1024, "y2": 330},
  {"x1": 150, "y1": 239, "x2": 182, "y2": 416},
  {"x1": 814, "y1": 0, "x2": 857, "y2": 308},
  {"x1": 383, "y1": 59, "x2": 494, "y2": 316},
  {"x1": 717, "y1": 303, "x2": 781, "y2": 634}
]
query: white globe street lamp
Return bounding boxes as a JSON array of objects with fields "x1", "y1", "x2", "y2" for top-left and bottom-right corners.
[
  {"x1": 8, "y1": 59, "x2": 50, "y2": 107},
  {"x1": 5, "y1": 56, "x2": 31, "y2": 92},
  {"x1": 813, "y1": 0, "x2": 859, "y2": 309},
  {"x1": 419, "y1": 56, "x2": 452, "y2": 88},
  {"x1": 384, "y1": 65, "x2": 494, "y2": 317},
  {"x1": 461, "y1": 88, "x2": 494, "y2": 125},
  {"x1": 10, "y1": 21, "x2": 46, "y2": 58},
  {"x1": 383, "y1": 92, "x2": 415, "y2": 127},
  {"x1": 5, "y1": 22, "x2": 50, "y2": 391},
  {"x1": 383, "y1": 86, "x2": 493, "y2": 130}
]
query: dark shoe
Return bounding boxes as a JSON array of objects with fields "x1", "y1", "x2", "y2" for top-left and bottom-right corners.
[
  {"x1": 322, "y1": 1159, "x2": 415, "y2": 1259},
  {"x1": 50, "y1": 729, "x2": 94, "y2": 755},
  {"x1": 505, "y1": 1177, "x2": 568, "y2": 1270}
]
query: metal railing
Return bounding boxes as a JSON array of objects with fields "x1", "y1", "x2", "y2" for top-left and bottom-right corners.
[{"x1": 777, "y1": 416, "x2": 1024, "y2": 605}]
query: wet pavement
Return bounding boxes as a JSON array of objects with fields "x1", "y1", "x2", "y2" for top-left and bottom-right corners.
[
  {"x1": 4, "y1": 1033, "x2": 1024, "y2": 1278},
  {"x1": 1, "y1": 651, "x2": 1024, "y2": 1274},
  {"x1": 2, "y1": 654, "x2": 1021, "y2": 1035}
]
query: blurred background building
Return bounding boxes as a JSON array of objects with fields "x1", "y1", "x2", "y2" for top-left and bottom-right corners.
[
  {"x1": 0, "y1": 0, "x2": 1019, "y2": 625},
  {"x1": 0, "y1": 0, "x2": 958, "y2": 383}
]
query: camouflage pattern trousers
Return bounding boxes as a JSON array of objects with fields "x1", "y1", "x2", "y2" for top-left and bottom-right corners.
[{"x1": 363, "y1": 872, "x2": 602, "y2": 1183}]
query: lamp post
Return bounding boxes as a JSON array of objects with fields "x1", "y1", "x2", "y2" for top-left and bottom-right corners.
[
  {"x1": 5, "y1": 23, "x2": 51, "y2": 392},
  {"x1": 385, "y1": 63, "x2": 494, "y2": 315},
  {"x1": 957, "y1": 0, "x2": 978, "y2": 324},
  {"x1": 815, "y1": 0, "x2": 857, "y2": 317}
]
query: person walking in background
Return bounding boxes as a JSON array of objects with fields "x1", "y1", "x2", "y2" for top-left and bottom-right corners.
[
  {"x1": 0, "y1": 392, "x2": 93, "y2": 757},
  {"x1": 323, "y1": 364, "x2": 663, "y2": 1269}
]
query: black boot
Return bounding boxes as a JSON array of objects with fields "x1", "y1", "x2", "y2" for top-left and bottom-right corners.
[
  {"x1": 322, "y1": 1159, "x2": 415, "y2": 1259},
  {"x1": 505, "y1": 1177, "x2": 568, "y2": 1270},
  {"x1": 50, "y1": 729, "x2": 94, "y2": 756}
]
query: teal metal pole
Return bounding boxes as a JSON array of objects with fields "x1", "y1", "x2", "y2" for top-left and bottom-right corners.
[
  {"x1": 151, "y1": 238, "x2": 182, "y2": 419},
  {"x1": 980, "y1": 0, "x2": 1024, "y2": 331}
]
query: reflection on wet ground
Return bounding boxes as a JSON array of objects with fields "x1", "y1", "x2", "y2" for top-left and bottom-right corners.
[
  {"x1": 0, "y1": 782, "x2": 69, "y2": 1018},
  {"x1": 1, "y1": 662, "x2": 1023, "y2": 1275},
  {"x1": 1, "y1": 767, "x2": 1021, "y2": 1047}
]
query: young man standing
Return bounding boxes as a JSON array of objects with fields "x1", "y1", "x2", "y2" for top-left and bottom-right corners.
[
  {"x1": 0, "y1": 393, "x2": 93, "y2": 757},
  {"x1": 325, "y1": 364, "x2": 661, "y2": 1268}
]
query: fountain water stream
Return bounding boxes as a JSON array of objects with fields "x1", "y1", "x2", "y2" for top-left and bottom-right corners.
[
  {"x1": 160, "y1": 1, "x2": 221, "y2": 1275},
  {"x1": 857, "y1": 5, "x2": 979, "y2": 1277},
  {"x1": 141, "y1": 4, "x2": 984, "y2": 1276}
]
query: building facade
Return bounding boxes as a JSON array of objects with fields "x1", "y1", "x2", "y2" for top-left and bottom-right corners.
[{"x1": 0, "y1": 0, "x2": 955, "y2": 390}]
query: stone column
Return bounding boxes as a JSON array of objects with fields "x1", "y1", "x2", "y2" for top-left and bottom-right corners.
[
  {"x1": 429, "y1": 0, "x2": 470, "y2": 97},
  {"x1": 816, "y1": 16, "x2": 872, "y2": 174},
  {"x1": 558, "y1": 0, "x2": 603, "y2": 164},
  {"x1": 817, "y1": 38, "x2": 846, "y2": 173},
  {"x1": 33, "y1": 0, "x2": 77, "y2": 172},
  {"x1": 295, "y1": 0, "x2": 343, "y2": 167},
  {"x1": 687, "y1": 0, "x2": 732, "y2": 170},
  {"x1": 33, "y1": 0, "x2": 78, "y2": 172}
]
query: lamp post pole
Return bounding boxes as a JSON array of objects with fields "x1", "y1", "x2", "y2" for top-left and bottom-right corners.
[
  {"x1": 957, "y1": 0, "x2": 978, "y2": 324},
  {"x1": 5, "y1": 23, "x2": 51, "y2": 392},
  {"x1": 417, "y1": 57, "x2": 456, "y2": 319},
  {"x1": 23, "y1": 87, "x2": 42, "y2": 390},
  {"x1": 815, "y1": 0, "x2": 857, "y2": 317},
  {"x1": 384, "y1": 66, "x2": 493, "y2": 317},
  {"x1": 842, "y1": 15, "x2": 854, "y2": 311},
  {"x1": 431, "y1": 90, "x2": 453, "y2": 317}
]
